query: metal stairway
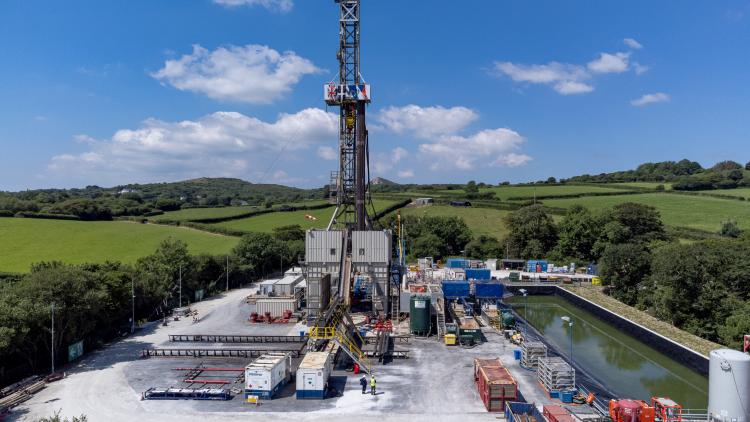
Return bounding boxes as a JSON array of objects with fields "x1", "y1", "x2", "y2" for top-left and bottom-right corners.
[
  {"x1": 310, "y1": 301, "x2": 371, "y2": 374},
  {"x1": 436, "y1": 297, "x2": 447, "y2": 340}
]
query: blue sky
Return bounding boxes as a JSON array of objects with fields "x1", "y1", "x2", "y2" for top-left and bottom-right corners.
[{"x1": 1, "y1": 0, "x2": 749, "y2": 190}]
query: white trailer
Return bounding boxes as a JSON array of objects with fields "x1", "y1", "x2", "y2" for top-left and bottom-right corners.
[
  {"x1": 244, "y1": 352, "x2": 291, "y2": 399},
  {"x1": 296, "y1": 351, "x2": 333, "y2": 399}
]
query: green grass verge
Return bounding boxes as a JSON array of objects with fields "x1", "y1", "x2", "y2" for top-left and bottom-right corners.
[
  {"x1": 399, "y1": 205, "x2": 511, "y2": 240},
  {"x1": 542, "y1": 192, "x2": 750, "y2": 232},
  {"x1": 211, "y1": 200, "x2": 400, "y2": 233},
  {"x1": 0, "y1": 217, "x2": 238, "y2": 273}
]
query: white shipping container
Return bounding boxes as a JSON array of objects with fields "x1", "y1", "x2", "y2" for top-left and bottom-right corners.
[
  {"x1": 296, "y1": 352, "x2": 333, "y2": 399},
  {"x1": 255, "y1": 297, "x2": 298, "y2": 317},
  {"x1": 245, "y1": 353, "x2": 291, "y2": 398}
]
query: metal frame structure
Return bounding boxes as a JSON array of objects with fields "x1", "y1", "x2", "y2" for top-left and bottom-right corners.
[{"x1": 325, "y1": 0, "x2": 372, "y2": 231}]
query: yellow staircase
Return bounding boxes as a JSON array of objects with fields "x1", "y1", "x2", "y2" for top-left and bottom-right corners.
[{"x1": 310, "y1": 303, "x2": 371, "y2": 374}]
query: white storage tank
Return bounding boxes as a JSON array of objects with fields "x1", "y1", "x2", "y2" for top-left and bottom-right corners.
[
  {"x1": 709, "y1": 349, "x2": 750, "y2": 422},
  {"x1": 296, "y1": 351, "x2": 333, "y2": 399},
  {"x1": 244, "y1": 352, "x2": 291, "y2": 399}
]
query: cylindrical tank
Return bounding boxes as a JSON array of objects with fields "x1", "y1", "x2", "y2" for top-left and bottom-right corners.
[
  {"x1": 709, "y1": 349, "x2": 750, "y2": 422},
  {"x1": 409, "y1": 295, "x2": 431, "y2": 335}
]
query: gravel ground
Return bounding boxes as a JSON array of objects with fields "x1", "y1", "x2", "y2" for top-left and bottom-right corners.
[{"x1": 11, "y1": 287, "x2": 524, "y2": 422}]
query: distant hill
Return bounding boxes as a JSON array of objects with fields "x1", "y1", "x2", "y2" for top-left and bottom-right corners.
[
  {"x1": 114, "y1": 177, "x2": 322, "y2": 203},
  {"x1": 371, "y1": 177, "x2": 398, "y2": 186},
  {"x1": 0, "y1": 177, "x2": 324, "y2": 220}
]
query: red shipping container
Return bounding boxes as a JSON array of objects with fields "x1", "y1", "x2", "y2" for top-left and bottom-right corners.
[
  {"x1": 544, "y1": 405, "x2": 576, "y2": 422},
  {"x1": 475, "y1": 363, "x2": 517, "y2": 412},
  {"x1": 473, "y1": 358, "x2": 502, "y2": 380}
]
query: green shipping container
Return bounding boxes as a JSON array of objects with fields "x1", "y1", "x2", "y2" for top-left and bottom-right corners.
[{"x1": 410, "y1": 295, "x2": 431, "y2": 335}]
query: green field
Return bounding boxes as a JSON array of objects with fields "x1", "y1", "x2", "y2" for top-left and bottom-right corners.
[
  {"x1": 399, "y1": 205, "x2": 511, "y2": 240},
  {"x1": 151, "y1": 200, "x2": 328, "y2": 222},
  {"x1": 542, "y1": 193, "x2": 750, "y2": 232},
  {"x1": 213, "y1": 200, "x2": 400, "y2": 233},
  {"x1": 481, "y1": 184, "x2": 630, "y2": 200},
  {"x1": 708, "y1": 188, "x2": 750, "y2": 199},
  {"x1": 609, "y1": 182, "x2": 672, "y2": 190},
  {"x1": 0, "y1": 218, "x2": 238, "y2": 273}
]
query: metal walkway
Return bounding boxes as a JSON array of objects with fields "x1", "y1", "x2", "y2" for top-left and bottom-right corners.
[
  {"x1": 141, "y1": 346, "x2": 305, "y2": 359},
  {"x1": 168, "y1": 334, "x2": 307, "y2": 343}
]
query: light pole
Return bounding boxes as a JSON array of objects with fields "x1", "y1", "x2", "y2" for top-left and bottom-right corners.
[
  {"x1": 226, "y1": 255, "x2": 230, "y2": 292},
  {"x1": 179, "y1": 265, "x2": 182, "y2": 308},
  {"x1": 519, "y1": 288, "x2": 528, "y2": 334},
  {"x1": 561, "y1": 316, "x2": 573, "y2": 366},
  {"x1": 51, "y1": 302, "x2": 55, "y2": 374},
  {"x1": 131, "y1": 278, "x2": 136, "y2": 334}
]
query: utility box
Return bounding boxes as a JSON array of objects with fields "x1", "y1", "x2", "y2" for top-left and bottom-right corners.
[
  {"x1": 296, "y1": 352, "x2": 333, "y2": 399},
  {"x1": 244, "y1": 353, "x2": 291, "y2": 399}
]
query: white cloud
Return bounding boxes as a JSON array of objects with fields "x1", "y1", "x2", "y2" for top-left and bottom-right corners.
[
  {"x1": 213, "y1": 0, "x2": 293, "y2": 12},
  {"x1": 48, "y1": 108, "x2": 337, "y2": 184},
  {"x1": 493, "y1": 61, "x2": 592, "y2": 96},
  {"x1": 587, "y1": 52, "x2": 630, "y2": 74},
  {"x1": 493, "y1": 153, "x2": 533, "y2": 167},
  {"x1": 317, "y1": 146, "x2": 337, "y2": 161},
  {"x1": 398, "y1": 169, "x2": 415, "y2": 178},
  {"x1": 372, "y1": 147, "x2": 409, "y2": 175},
  {"x1": 623, "y1": 38, "x2": 643, "y2": 50},
  {"x1": 377, "y1": 105, "x2": 478, "y2": 138},
  {"x1": 554, "y1": 81, "x2": 594, "y2": 95},
  {"x1": 419, "y1": 128, "x2": 528, "y2": 171},
  {"x1": 633, "y1": 62, "x2": 649, "y2": 75},
  {"x1": 493, "y1": 46, "x2": 644, "y2": 95},
  {"x1": 152, "y1": 44, "x2": 320, "y2": 104},
  {"x1": 631, "y1": 92, "x2": 670, "y2": 107}
]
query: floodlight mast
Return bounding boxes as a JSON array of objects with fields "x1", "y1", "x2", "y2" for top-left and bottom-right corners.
[{"x1": 325, "y1": 0, "x2": 372, "y2": 232}]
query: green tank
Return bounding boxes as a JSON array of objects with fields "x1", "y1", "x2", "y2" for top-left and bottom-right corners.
[
  {"x1": 409, "y1": 295, "x2": 431, "y2": 335},
  {"x1": 501, "y1": 310, "x2": 516, "y2": 328}
]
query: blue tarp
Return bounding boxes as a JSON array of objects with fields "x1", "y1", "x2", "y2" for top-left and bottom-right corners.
[
  {"x1": 475, "y1": 281, "x2": 503, "y2": 299},
  {"x1": 442, "y1": 280, "x2": 470, "y2": 299},
  {"x1": 446, "y1": 258, "x2": 468, "y2": 269}
]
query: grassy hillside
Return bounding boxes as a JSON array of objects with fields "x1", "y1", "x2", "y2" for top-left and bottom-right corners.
[
  {"x1": 543, "y1": 193, "x2": 750, "y2": 232},
  {"x1": 212, "y1": 200, "x2": 400, "y2": 233},
  {"x1": 0, "y1": 218, "x2": 238, "y2": 273},
  {"x1": 481, "y1": 184, "x2": 629, "y2": 200},
  {"x1": 151, "y1": 200, "x2": 328, "y2": 222},
  {"x1": 399, "y1": 205, "x2": 511, "y2": 240}
]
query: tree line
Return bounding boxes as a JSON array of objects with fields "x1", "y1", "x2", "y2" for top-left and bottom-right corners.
[{"x1": 0, "y1": 225, "x2": 306, "y2": 387}]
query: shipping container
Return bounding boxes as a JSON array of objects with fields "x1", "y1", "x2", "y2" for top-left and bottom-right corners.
[
  {"x1": 474, "y1": 280, "x2": 503, "y2": 299},
  {"x1": 442, "y1": 280, "x2": 470, "y2": 299},
  {"x1": 447, "y1": 258, "x2": 468, "y2": 269},
  {"x1": 527, "y1": 260, "x2": 549, "y2": 273},
  {"x1": 255, "y1": 297, "x2": 298, "y2": 318},
  {"x1": 544, "y1": 405, "x2": 576, "y2": 422},
  {"x1": 473, "y1": 358, "x2": 502, "y2": 380},
  {"x1": 273, "y1": 275, "x2": 303, "y2": 296},
  {"x1": 474, "y1": 359, "x2": 517, "y2": 412},
  {"x1": 296, "y1": 352, "x2": 333, "y2": 399},
  {"x1": 466, "y1": 268, "x2": 491, "y2": 280},
  {"x1": 259, "y1": 279, "x2": 280, "y2": 296},
  {"x1": 244, "y1": 353, "x2": 291, "y2": 399}
]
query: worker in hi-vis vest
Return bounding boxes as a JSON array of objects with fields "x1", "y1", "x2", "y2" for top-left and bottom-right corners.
[{"x1": 370, "y1": 375, "x2": 376, "y2": 395}]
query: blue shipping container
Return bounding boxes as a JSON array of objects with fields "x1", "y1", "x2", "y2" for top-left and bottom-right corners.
[
  {"x1": 466, "y1": 268, "x2": 491, "y2": 280},
  {"x1": 447, "y1": 258, "x2": 468, "y2": 269},
  {"x1": 442, "y1": 280, "x2": 470, "y2": 299},
  {"x1": 475, "y1": 281, "x2": 504, "y2": 299}
]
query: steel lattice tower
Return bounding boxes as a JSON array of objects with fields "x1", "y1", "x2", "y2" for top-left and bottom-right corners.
[{"x1": 325, "y1": 0, "x2": 371, "y2": 232}]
